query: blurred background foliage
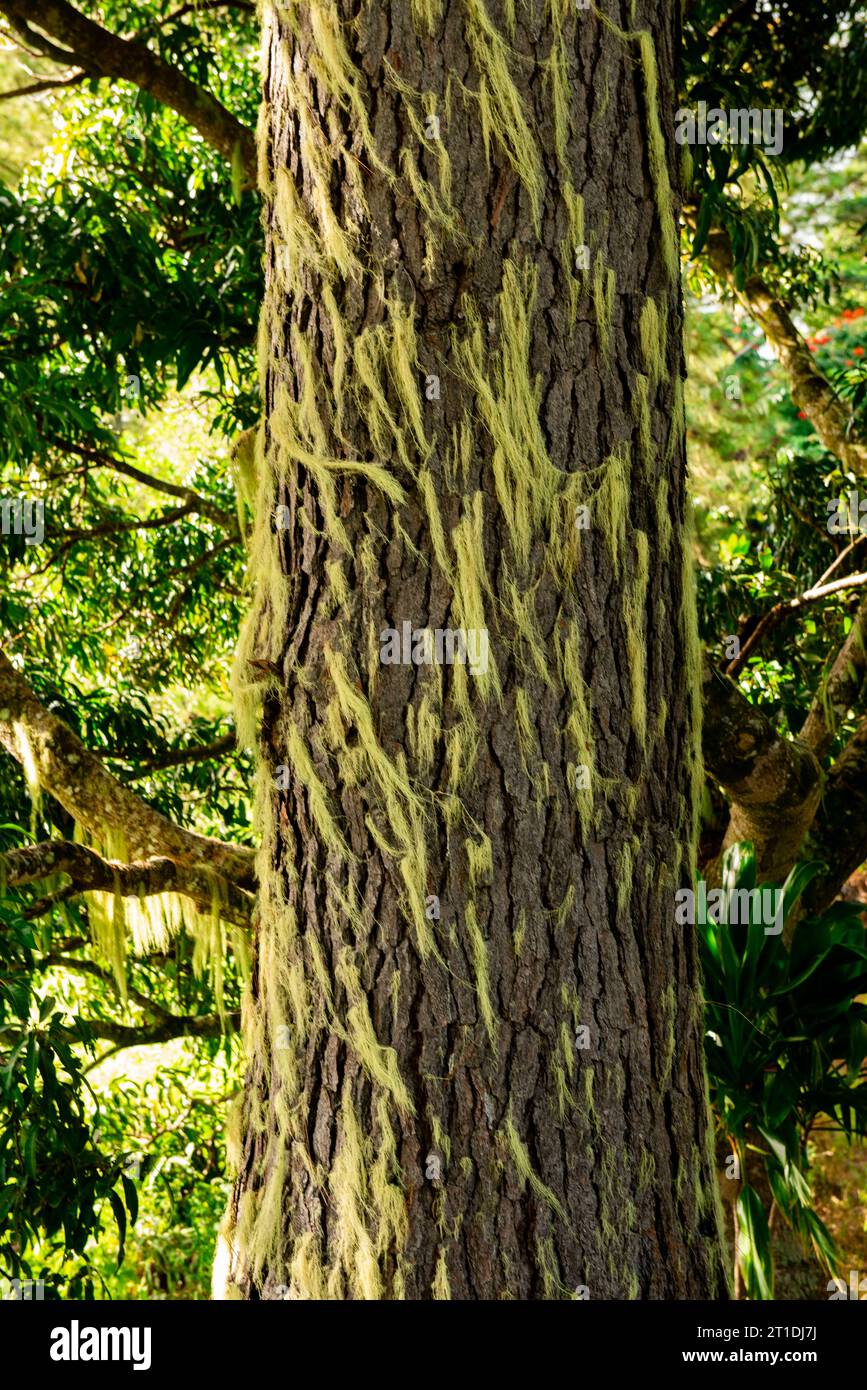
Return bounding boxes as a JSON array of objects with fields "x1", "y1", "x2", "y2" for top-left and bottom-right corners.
[{"x1": 0, "y1": 0, "x2": 864, "y2": 1299}]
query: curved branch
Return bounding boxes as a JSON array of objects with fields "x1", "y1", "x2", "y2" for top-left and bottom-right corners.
[
  {"x1": 725, "y1": 573, "x2": 867, "y2": 678},
  {"x1": 702, "y1": 659, "x2": 822, "y2": 882},
  {"x1": 0, "y1": 71, "x2": 86, "y2": 100},
  {"x1": 703, "y1": 223, "x2": 867, "y2": 477},
  {"x1": 59, "y1": 1010, "x2": 240, "y2": 1048},
  {"x1": 44, "y1": 435, "x2": 239, "y2": 532},
  {"x1": 108, "y1": 731, "x2": 236, "y2": 775},
  {"x1": 0, "y1": 0, "x2": 257, "y2": 186},
  {"x1": 800, "y1": 595, "x2": 867, "y2": 758},
  {"x1": 0, "y1": 651, "x2": 254, "y2": 888},
  {"x1": 802, "y1": 719, "x2": 867, "y2": 913},
  {"x1": 1, "y1": 840, "x2": 253, "y2": 927}
]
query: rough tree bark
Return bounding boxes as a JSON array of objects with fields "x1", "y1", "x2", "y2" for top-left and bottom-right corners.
[{"x1": 223, "y1": 0, "x2": 729, "y2": 1300}]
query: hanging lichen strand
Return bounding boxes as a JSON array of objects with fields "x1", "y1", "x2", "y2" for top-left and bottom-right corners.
[{"x1": 224, "y1": 0, "x2": 728, "y2": 1300}]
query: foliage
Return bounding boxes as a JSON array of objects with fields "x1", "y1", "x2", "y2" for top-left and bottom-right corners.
[
  {"x1": 0, "y1": 891, "x2": 135, "y2": 1299},
  {"x1": 699, "y1": 843, "x2": 867, "y2": 1299}
]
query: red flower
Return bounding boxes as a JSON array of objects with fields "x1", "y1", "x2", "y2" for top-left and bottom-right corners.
[
  {"x1": 797, "y1": 411, "x2": 808, "y2": 419},
  {"x1": 855, "y1": 346, "x2": 865, "y2": 357}
]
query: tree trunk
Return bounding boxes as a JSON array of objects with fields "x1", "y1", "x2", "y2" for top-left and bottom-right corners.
[{"x1": 223, "y1": 0, "x2": 729, "y2": 1300}]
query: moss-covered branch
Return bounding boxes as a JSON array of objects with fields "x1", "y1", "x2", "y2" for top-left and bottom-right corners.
[
  {"x1": 702, "y1": 659, "x2": 823, "y2": 882},
  {"x1": 0, "y1": 651, "x2": 255, "y2": 888},
  {"x1": 1, "y1": 840, "x2": 253, "y2": 927}
]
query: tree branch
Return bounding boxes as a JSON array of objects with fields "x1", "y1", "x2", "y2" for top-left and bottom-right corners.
[
  {"x1": 0, "y1": 0, "x2": 257, "y2": 186},
  {"x1": 799, "y1": 595, "x2": 867, "y2": 759},
  {"x1": 801, "y1": 719, "x2": 867, "y2": 912},
  {"x1": 43, "y1": 434, "x2": 239, "y2": 532},
  {"x1": 702, "y1": 659, "x2": 823, "y2": 882},
  {"x1": 1, "y1": 840, "x2": 253, "y2": 927},
  {"x1": 59, "y1": 1010, "x2": 240, "y2": 1048},
  {"x1": 0, "y1": 651, "x2": 254, "y2": 888},
  {"x1": 107, "y1": 731, "x2": 236, "y2": 775},
  {"x1": 703, "y1": 223, "x2": 867, "y2": 476},
  {"x1": 725, "y1": 573, "x2": 867, "y2": 678},
  {"x1": 0, "y1": 71, "x2": 86, "y2": 100}
]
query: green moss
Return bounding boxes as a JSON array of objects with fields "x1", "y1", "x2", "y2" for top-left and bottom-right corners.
[
  {"x1": 593, "y1": 257, "x2": 616, "y2": 362},
  {"x1": 503, "y1": 1114, "x2": 565, "y2": 1218},
  {"x1": 463, "y1": 0, "x2": 543, "y2": 226},
  {"x1": 466, "y1": 902, "x2": 498, "y2": 1047},
  {"x1": 432, "y1": 1246, "x2": 451, "y2": 1298},
  {"x1": 622, "y1": 529, "x2": 649, "y2": 746},
  {"x1": 639, "y1": 296, "x2": 668, "y2": 388}
]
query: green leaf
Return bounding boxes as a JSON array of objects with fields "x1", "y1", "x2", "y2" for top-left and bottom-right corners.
[
  {"x1": 121, "y1": 1173, "x2": 138, "y2": 1228},
  {"x1": 737, "y1": 1185, "x2": 774, "y2": 1300},
  {"x1": 107, "y1": 1189, "x2": 127, "y2": 1269},
  {"x1": 780, "y1": 860, "x2": 826, "y2": 925},
  {"x1": 23, "y1": 1127, "x2": 37, "y2": 1180}
]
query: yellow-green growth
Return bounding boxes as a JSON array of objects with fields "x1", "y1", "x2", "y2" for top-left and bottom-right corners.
[
  {"x1": 545, "y1": 34, "x2": 570, "y2": 170},
  {"x1": 328, "y1": 1097, "x2": 381, "y2": 1299},
  {"x1": 465, "y1": 833, "x2": 493, "y2": 889},
  {"x1": 453, "y1": 262, "x2": 558, "y2": 571},
  {"x1": 503, "y1": 1114, "x2": 566, "y2": 1218},
  {"x1": 465, "y1": 902, "x2": 498, "y2": 1047},
  {"x1": 432, "y1": 1246, "x2": 451, "y2": 1299},
  {"x1": 560, "y1": 183, "x2": 586, "y2": 323},
  {"x1": 679, "y1": 503, "x2": 705, "y2": 879},
  {"x1": 594, "y1": 443, "x2": 631, "y2": 577},
  {"x1": 593, "y1": 257, "x2": 616, "y2": 362},
  {"x1": 326, "y1": 648, "x2": 436, "y2": 957},
  {"x1": 660, "y1": 982, "x2": 677, "y2": 1083},
  {"x1": 321, "y1": 284, "x2": 348, "y2": 431},
  {"x1": 388, "y1": 299, "x2": 429, "y2": 459},
  {"x1": 513, "y1": 908, "x2": 527, "y2": 957},
  {"x1": 285, "y1": 724, "x2": 351, "y2": 860},
  {"x1": 638, "y1": 1148, "x2": 656, "y2": 1192},
  {"x1": 582, "y1": 1066, "x2": 596, "y2": 1126},
  {"x1": 633, "y1": 373, "x2": 653, "y2": 472},
  {"x1": 504, "y1": 577, "x2": 550, "y2": 683},
  {"x1": 617, "y1": 836, "x2": 640, "y2": 914},
  {"x1": 450, "y1": 490, "x2": 499, "y2": 708},
  {"x1": 407, "y1": 683, "x2": 442, "y2": 775},
  {"x1": 635, "y1": 31, "x2": 679, "y2": 283},
  {"x1": 418, "y1": 468, "x2": 453, "y2": 582},
  {"x1": 464, "y1": 0, "x2": 543, "y2": 225},
  {"x1": 623, "y1": 529, "x2": 649, "y2": 745},
  {"x1": 559, "y1": 619, "x2": 595, "y2": 835},
  {"x1": 595, "y1": 18, "x2": 679, "y2": 283},
  {"x1": 639, "y1": 296, "x2": 668, "y2": 387},
  {"x1": 655, "y1": 474, "x2": 672, "y2": 558},
  {"x1": 514, "y1": 688, "x2": 535, "y2": 775}
]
